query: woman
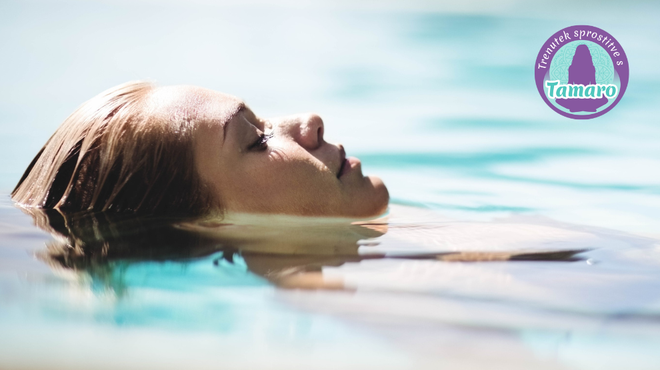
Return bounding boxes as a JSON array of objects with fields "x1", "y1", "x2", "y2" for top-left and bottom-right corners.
[
  {"x1": 12, "y1": 81, "x2": 389, "y2": 219},
  {"x1": 14, "y1": 82, "x2": 587, "y2": 292}
]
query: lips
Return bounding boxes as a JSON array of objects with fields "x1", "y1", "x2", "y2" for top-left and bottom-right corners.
[{"x1": 336, "y1": 145, "x2": 346, "y2": 179}]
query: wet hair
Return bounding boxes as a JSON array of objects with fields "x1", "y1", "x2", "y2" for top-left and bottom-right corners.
[{"x1": 12, "y1": 81, "x2": 217, "y2": 218}]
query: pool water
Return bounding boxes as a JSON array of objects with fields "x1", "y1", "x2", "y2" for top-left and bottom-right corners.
[{"x1": 1, "y1": 1, "x2": 660, "y2": 369}]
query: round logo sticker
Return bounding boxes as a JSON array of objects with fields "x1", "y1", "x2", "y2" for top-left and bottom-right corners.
[{"x1": 535, "y1": 25, "x2": 629, "y2": 119}]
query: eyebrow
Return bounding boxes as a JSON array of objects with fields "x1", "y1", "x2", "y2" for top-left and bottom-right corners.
[{"x1": 222, "y1": 102, "x2": 246, "y2": 145}]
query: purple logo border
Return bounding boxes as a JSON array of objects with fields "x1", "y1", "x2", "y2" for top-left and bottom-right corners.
[{"x1": 534, "y1": 25, "x2": 629, "y2": 120}]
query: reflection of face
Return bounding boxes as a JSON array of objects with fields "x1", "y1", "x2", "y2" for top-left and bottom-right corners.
[
  {"x1": 153, "y1": 86, "x2": 389, "y2": 217},
  {"x1": 183, "y1": 217, "x2": 387, "y2": 256}
]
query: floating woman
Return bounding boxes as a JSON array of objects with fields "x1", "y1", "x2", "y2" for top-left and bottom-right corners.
[
  {"x1": 14, "y1": 82, "x2": 587, "y2": 291},
  {"x1": 12, "y1": 81, "x2": 390, "y2": 219}
]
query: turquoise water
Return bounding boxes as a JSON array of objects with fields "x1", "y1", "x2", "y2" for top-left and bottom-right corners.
[{"x1": 1, "y1": 1, "x2": 660, "y2": 369}]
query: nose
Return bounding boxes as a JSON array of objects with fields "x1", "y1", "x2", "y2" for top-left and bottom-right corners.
[{"x1": 277, "y1": 113, "x2": 325, "y2": 150}]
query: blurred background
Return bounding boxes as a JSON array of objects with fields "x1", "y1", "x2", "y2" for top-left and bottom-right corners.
[{"x1": 1, "y1": 0, "x2": 660, "y2": 369}]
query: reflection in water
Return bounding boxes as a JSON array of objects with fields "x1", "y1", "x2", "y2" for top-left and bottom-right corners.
[
  {"x1": 23, "y1": 206, "x2": 587, "y2": 294},
  {"x1": 3, "y1": 203, "x2": 660, "y2": 369}
]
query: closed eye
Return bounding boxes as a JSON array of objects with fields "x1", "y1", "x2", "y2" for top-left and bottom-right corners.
[{"x1": 248, "y1": 132, "x2": 273, "y2": 151}]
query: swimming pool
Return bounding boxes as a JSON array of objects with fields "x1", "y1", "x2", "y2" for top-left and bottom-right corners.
[{"x1": 1, "y1": 1, "x2": 659, "y2": 369}]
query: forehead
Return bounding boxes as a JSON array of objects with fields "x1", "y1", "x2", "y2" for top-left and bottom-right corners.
[{"x1": 149, "y1": 85, "x2": 244, "y2": 126}]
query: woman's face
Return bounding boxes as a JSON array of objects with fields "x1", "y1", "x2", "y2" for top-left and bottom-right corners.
[{"x1": 153, "y1": 86, "x2": 388, "y2": 217}]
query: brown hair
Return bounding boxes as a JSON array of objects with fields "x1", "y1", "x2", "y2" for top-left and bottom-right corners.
[{"x1": 12, "y1": 81, "x2": 217, "y2": 218}]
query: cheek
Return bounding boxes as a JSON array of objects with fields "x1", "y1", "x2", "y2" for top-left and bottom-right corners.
[{"x1": 223, "y1": 149, "x2": 344, "y2": 214}]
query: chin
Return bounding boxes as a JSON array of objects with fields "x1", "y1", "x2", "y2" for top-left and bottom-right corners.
[{"x1": 360, "y1": 175, "x2": 389, "y2": 217}]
